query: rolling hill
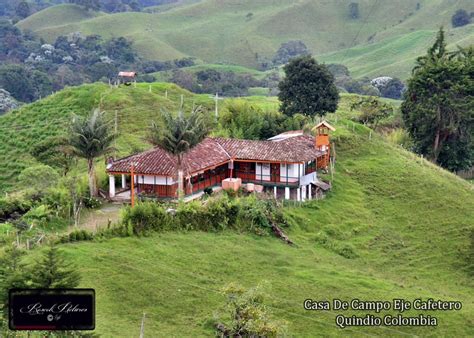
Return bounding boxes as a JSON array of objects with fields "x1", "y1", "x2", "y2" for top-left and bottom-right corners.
[
  {"x1": 15, "y1": 4, "x2": 103, "y2": 32},
  {"x1": 1, "y1": 83, "x2": 472, "y2": 336},
  {"x1": 16, "y1": 0, "x2": 474, "y2": 79},
  {"x1": 0, "y1": 82, "x2": 214, "y2": 192}
]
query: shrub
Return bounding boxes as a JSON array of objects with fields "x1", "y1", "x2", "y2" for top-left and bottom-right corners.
[
  {"x1": 82, "y1": 197, "x2": 102, "y2": 209},
  {"x1": 121, "y1": 202, "x2": 172, "y2": 235},
  {"x1": 215, "y1": 282, "x2": 287, "y2": 336},
  {"x1": 118, "y1": 196, "x2": 288, "y2": 238},
  {"x1": 68, "y1": 231, "x2": 77, "y2": 242},
  {"x1": 335, "y1": 243, "x2": 358, "y2": 259},
  {"x1": 349, "y1": 2, "x2": 359, "y2": 19},
  {"x1": 22, "y1": 205, "x2": 51, "y2": 227},
  {"x1": 452, "y1": 9, "x2": 471, "y2": 28},
  {"x1": 0, "y1": 196, "x2": 32, "y2": 221},
  {"x1": 175, "y1": 201, "x2": 206, "y2": 231},
  {"x1": 236, "y1": 196, "x2": 272, "y2": 234},
  {"x1": 384, "y1": 128, "x2": 414, "y2": 150}
]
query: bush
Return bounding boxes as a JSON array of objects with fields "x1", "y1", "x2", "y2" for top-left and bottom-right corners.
[
  {"x1": 58, "y1": 229, "x2": 98, "y2": 244},
  {"x1": 0, "y1": 196, "x2": 32, "y2": 221},
  {"x1": 216, "y1": 282, "x2": 287, "y2": 336},
  {"x1": 121, "y1": 202, "x2": 172, "y2": 235},
  {"x1": 83, "y1": 197, "x2": 102, "y2": 209},
  {"x1": 452, "y1": 9, "x2": 471, "y2": 28},
  {"x1": 22, "y1": 204, "x2": 51, "y2": 227},
  {"x1": 384, "y1": 128, "x2": 414, "y2": 150},
  {"x1": 175, "y1": 201, "x2": 207, "y2": 231},
  {"x1": 335, "y1": 243, "x2": 358, "y2": 259},
  {"x1": 120, "y1": 196, "x2": 285, "y2": 237},
  {"x1": 349, "y1": 2, "x2": 359, "y2": 19}
]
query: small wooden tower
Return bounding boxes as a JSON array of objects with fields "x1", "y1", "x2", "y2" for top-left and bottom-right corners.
[{"x1": 312, "y1": 121, "x2": 336, "y2": 169}]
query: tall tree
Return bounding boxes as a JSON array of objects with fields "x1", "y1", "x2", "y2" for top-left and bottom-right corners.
[
  {"x1": 69, "y1": 109, "x2": 115, "y2": 197},
  {"x1": 413, "y1": 27, "x2": 447, "y2": 72},
  {"x1": 0, "y1": 65, "x2": 34, "y2": 102},
  {"x1": 0, "y1": 246, "x2": 27, "y2": 330},
  {"x1": 31, "y1": 136, "x2": 76, "y2": 176},
  {"x1": 29, "y1": 244, "x2": 81, "y2": 288},
  {"x1": 68, "y1": 0, "x2": 101, "y2": 11},
  {"x1": 401, "y1": 28, "x2": 473, "y2": 171},
  {"x1": 451, "y1": 9, "x2": 471, "y2": 28},
  {"x1": 15, "y1": 1, "x2": 30, "y2": 19},
  {"x1": 149, "y1": 107, "x2": 209, "y2": 198},
  {"x1": 278, "y1": 55, "x2": 339, "y2": 118}
]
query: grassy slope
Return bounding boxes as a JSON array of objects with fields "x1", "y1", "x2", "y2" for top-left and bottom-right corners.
[
  {"x1": 16, "y1": 0, "x2": 474, "y2": 79},
  {"x1": 0, "y1": 83, "x2": 213, "y2": 192},
  {"x1": 1, "y1": 83, "x2": 473, "y2": 335},
  {"x1": 151, "y1": 63, "x2": 274, "y2": 83},
  {"x1": 39, "y1": 117, "x2": 474, "y2": 336},
  {"x1": 16, "y1": 4, "x2": 103, "y2": 32},
  {"x1": 319, "y1": 25, "x2": 474, "y2": 80}
]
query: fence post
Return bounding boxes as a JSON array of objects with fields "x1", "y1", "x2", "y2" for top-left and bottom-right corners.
[{"x1": 139, "y1": 313, "x2": 146, "y2": 338}]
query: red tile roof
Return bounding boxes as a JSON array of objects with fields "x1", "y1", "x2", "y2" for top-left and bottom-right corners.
[
  {"x1": 214, "y1": 135, "x2": 321, "y2": 163},
  {"x1": 107, "y1": 134, "x2": 324, "y2": 177},
  {"x1": 118, "y1": 71, "x2": 137, "y2": 77}
]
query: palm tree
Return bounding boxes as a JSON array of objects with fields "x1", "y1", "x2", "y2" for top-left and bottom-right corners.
[
  {"x1": 69, "y1": 108, "x2": 115, "y2": 197},
  {"x1": 149, "y1": 106, "x2": 209, "y2": 199}
]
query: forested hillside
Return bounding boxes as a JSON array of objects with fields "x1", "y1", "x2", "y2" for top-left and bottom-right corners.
[{"x1": 16, "y1": 0, "x2": 474, "y2": 78}]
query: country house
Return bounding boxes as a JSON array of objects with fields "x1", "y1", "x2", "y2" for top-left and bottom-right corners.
[{"x1": 106, "y1": 122, "x2": 335, "y2": 201}]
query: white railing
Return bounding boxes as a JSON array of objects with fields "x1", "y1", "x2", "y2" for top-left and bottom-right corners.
[{"x1": 300, "y1": 172, "x2": 316, "y2": 186}]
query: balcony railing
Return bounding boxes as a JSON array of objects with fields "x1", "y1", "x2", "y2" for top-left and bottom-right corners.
[{"x1": 234, "y1": 170, "x2": 300, "y2": 187}]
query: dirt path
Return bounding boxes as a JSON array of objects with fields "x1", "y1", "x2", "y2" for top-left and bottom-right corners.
[{"x1": 76, "y1": 203, "x2": 123, "y2": 232}]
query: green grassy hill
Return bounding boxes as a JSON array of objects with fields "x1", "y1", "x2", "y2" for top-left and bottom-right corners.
[
  {"x1": 319, "y1": 25, "x2": 474, "y2": 80},
  {"x1": 0, "y1": 83, "x2": 473, "y2": 335},
  {"x1": 0, "y1": 82, "x2": 214, "y2": 192},
  {"x1": 0, "y1": 83, "x2": 474, "y2": 337},
  {"x1": 16, "y1": 4, "x2": 103, "y2": 32},
  {"x1": 16, "y1": 0, "x2": 474, "y2": 79}
]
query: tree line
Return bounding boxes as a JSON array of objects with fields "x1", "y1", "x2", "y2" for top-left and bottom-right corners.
[
  {"x1": 0, "y1": 20, "x2": 194, "y2": 103},
  {"x1": 0, "y1": 0, "x2": 178, "y2": 21}
]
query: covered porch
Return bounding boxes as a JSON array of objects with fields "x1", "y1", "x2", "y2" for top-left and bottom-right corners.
[
  {"x1": 232, "y1": 159, "x2": 318, "y2": 187},
  {"x1": 108, "y1": 163, "x2": 229, "y2": 200}
]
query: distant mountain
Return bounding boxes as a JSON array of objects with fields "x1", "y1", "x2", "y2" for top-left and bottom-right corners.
[{"x1": 15, "y1": 0, "x2": 474, "y2": 79}]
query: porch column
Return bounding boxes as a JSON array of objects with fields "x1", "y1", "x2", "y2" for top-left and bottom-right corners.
[
  {"x1": 297, "y1": 187, "x2": 301, "y2": 201},
  {"x1": 285, "y1": 187, "x2": 290, "y2": 200},
  {"x1": 274, "y1": 186, "x2": 277, "y2": 199},
  {"x1": 308, "y1": 185, "x2": 312, "y2": 200},
  {"x1": 109, "y1": 175, "x2": 115, "y2": 198},
  {"x1": 301, "y1": 185, "x2": 306, "y2": 201},
  {"x1": 121, "y1": 174, "x2": 126, "y2": 189}
]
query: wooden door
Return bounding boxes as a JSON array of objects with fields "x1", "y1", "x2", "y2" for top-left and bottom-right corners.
[{"x1": 270, "y1": 163, "x2": 280, "y2": 182}]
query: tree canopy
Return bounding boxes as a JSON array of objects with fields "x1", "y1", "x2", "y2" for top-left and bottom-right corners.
[
  {"x1": 401, "y1": 28, "x2": 473, "y2": 171},
  {"x1": 278, "y1": 55, "x2": 339, "y2": 117},
  {"x1": 29, "y1": 244, "x2": 81, "y2": 288},
  {"x1": 149, "y1": 107, "x2": 210, "y2": 197},
  {"x1": 451, "y1": 9, "x2": 471, "y2": 28}
]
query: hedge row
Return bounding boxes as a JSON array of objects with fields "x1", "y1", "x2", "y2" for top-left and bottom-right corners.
[{"x1": 57, "y1": 195, "x2": 289, "y2": 244}]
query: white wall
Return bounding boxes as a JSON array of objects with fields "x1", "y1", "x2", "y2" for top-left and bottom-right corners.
[
  {"x1": 255, "y1": 162, "x2": 271, "y2": 181},
  {"x1": 280, "y1": 163, "x2": 302, "y2": 183},
  {"x1": 135, "y1": 175, "x2": 175, "y2": 185}
]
